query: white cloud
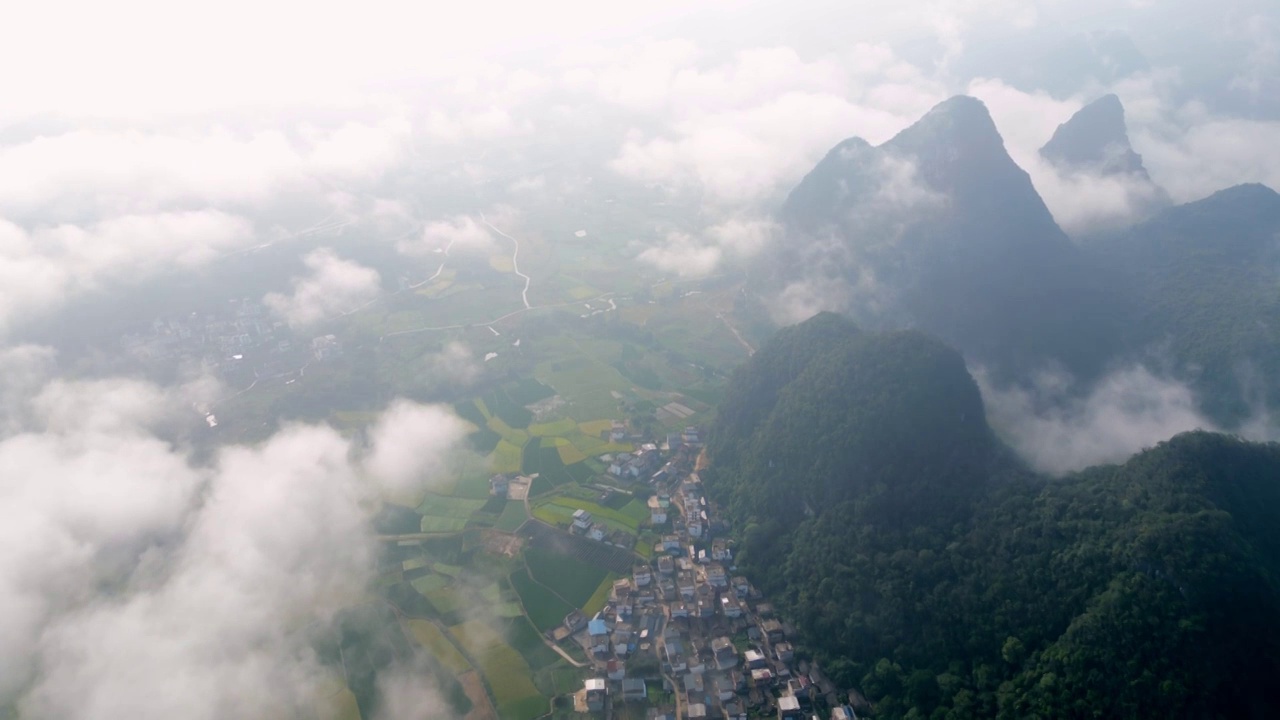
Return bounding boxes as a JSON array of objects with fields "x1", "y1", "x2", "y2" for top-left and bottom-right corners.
[
  {"x1": 0, "y1": 211, "x2": 253, "y2": 335},
  {"x1": 363, "y1": 400, "x2": 471, "y2": 499},
  {"x1": 0, "y1": 373, "x2": 464, "y2": 716},
  {"x1": 977, "y1": 364, "x2": 1219, "y2": 475},
  {"x1": 0, "y1": 121, "x2": 410, "y2": 221},
  {"x1": 638, "y1": 232, "x2": 723, "y2": 278},
  {"x1": 264, "y1": 249, "x2": 381, "y2": 330},
  {"x1": 397, "y1": 216, "x2": 496, "y2": 258}
]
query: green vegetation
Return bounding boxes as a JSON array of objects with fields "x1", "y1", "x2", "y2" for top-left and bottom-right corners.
[
  {"x1": 448, "y1": 620, "x2": 546, "y2": 720},
  {"x1": 495, "y1": 500, "x2": 529, "y2": 532},
  {"x1": 706, "y1": 313, "x2": 1280, "y2": 718},
  {"x1": 525, "y1": 547, "x2": 610, "y2": 608},
  {"x1": 406, "y1": 620, "x2": 472, "y2": 675},
  {"x1": 510, "y1": 568, "x2": 573, "y2": 631}
]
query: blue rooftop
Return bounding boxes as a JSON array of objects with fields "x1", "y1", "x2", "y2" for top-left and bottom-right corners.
[{"x1": 588, "y1": 619, "x2": 609, "y2": 635}]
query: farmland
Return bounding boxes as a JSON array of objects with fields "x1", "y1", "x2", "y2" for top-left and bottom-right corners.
[
  {"x1": 448, "y1": 620, "x2": 547, "y2": 720},
  {"x1": 525, "y1": 547, "x2": 611, "y2": 608}
]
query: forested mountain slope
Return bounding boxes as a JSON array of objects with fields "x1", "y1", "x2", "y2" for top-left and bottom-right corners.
[{"x1": 705, "y1": 313, "x2": 1280, "y2": 719}]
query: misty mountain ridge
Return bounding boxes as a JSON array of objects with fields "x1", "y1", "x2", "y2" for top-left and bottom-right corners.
[
  {"x1": 1086, "y1": 181, "x2": 1280, "y2": 424},
  {"x1": 766, "y1": 93, "x2": 1125, "y2": 382},
  {"x1": 765, "y1": 93, "x2": 1280, "y2": 432},
  {"x1": 1040, "y1": 93, "x2": 1150, "y2": 179}
]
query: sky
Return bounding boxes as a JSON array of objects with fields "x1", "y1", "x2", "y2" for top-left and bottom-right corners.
[{"x1": 1, "y1": 0, "x2": 1279, "y2": 715}]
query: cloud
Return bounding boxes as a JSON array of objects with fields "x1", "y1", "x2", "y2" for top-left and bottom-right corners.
[
  {"x1": 264, "y1": 249, "x2": 381, "y2": 330},
  {"x1": 364, "y1": 399, "x2": 471, "y2": 500},
  {"x1": 638, "y1": 232, "x2": 723, "y2": 278},
  {"x1": 397, "y1": 216, "x2": 496, "y2": 258},
  {"x1": 0, "y1": 211, "x2": 254, "y2": 334},
  {"x1": 637, "y1": 217, "x2": 778, "y2": 278},
  {"x1": 605, "y1": 44, "x2": 945, "y2": 206},
  {"x1": 0, "y1": 369, "x2": 465, "y2": 716},
  {"x1": 0, "y1": 122, "x2": 411, "y2": 221},
  {"x1": 977, "y1": 364, "x2": 1219, "y2": 475},
  {"x1": 421, "y1": 342, "x2": 482, "y2": 391}
]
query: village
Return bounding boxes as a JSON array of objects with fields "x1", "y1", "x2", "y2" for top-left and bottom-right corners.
[{"x1": 513, "y1": 426, "x2": 864, "y2": 720}]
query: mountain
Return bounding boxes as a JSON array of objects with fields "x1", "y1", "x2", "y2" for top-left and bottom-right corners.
[
  {"x1": 764, "y1": 95, "x2": 1125, "y2": 381},
  {"x1": 1040, "y1": 94, "x2": 1149, "y2": 178},
  {"x1": 705, "y1": 317, "x2": 1280, "y2": 718},
  {"x1": 1089, "y1": 183, "x2": 1280, "y2": 424},
  {"x1": 707, "y1": 312, "x2": 1001, "y2": 534}
]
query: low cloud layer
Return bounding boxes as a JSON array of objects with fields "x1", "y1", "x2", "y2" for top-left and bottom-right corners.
[
  {"x1": 264, "y1": 248, "x2": 382, "y2": 330},
  {"x1": 0, "y1": 360, "x2": 462, "y2": 717},
  {"x1": 638, "y1": 217, "x2": 779, "y2": 278},
  {"x1": 397, "y1": 216, "x2": 496, "y2": 258},
  {"x1": 977, "y1": 364, "x2": 1219, "y2": 475},
  {"x1": 0, "y1": 211, "x2": 253, "y2": 334}
]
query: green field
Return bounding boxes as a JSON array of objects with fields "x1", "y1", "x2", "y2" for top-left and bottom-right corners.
[
  {"x1": 525, "y1": 547, "x2": 610, "y2": 608},
  {"x1": 420, "y1": 516, "x2": 470, "y2": 533},
  {"x1": 530, "y1": 494, "x2": 647, "y2": 534},
  {"x1": 407, "y1": 619, "x2": 472, "y2": 675},
  {"x1": 510, "y1": 568, "x2": 573, "y2": 631},
  {"x1": 449, "y1": 620, "x2": 547, "y2": 720},
  {"x1": 495, "y1": 501, "x2": 529, "y2": 532},
  {"x1": 581, "y1": 574, "x2": 617, "y2": 616},
  {"x1": 419, "y1": 494, "x2": 488, "y2": 518}
]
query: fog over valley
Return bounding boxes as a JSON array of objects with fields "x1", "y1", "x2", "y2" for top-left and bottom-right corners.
[{"x1": 3, "y1": 1, "x2": 1280, "y2": 718}]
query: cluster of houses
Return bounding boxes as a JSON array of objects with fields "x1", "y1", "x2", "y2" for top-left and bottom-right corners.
[
  {"x1": 118, "y1": 297, "x2": 339, "y2": 385},
  {"x1": 573, "y1": 468, "x2": 856, "y2": 720}
]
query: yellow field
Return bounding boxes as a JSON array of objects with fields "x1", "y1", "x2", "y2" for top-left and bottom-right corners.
[
  {"x1": 490, "y1": 439, "x2": 524, "y2": 473},
  {"x1": 557, "y1": 443, "x2": 588, "y2": 465},
  {"x1": 407, "y1": 619, "x2": 473, "y2": 675}
]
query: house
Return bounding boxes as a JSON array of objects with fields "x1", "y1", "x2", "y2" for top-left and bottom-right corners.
[
  {"x1": 563, "y1": 610, "x2": 586, "y2": 633},
  {"x1": 706, "y1": 563, "x2": 728, "y2": 588},
  {"x1": 712, "y1": 637, "x2": 739, "y2": 669},
  {"x1": 622, "y1": 678, "x2": 648, "y2": 702},
  {"x1": 607, "y1": 659, "x2": 626, "y2": 681},
  {"x1": 658, "y1": 556, "x2": 676, "y2": 575},
  {"x1": 686, "y1": 703, "x2": 707, "y2": 720},
  {"x1": 778, "y1": 695, "x2": 804, "y2": 720},
  {"x1": 712, "y1": 673, "x2": 738, "y2": 701},
  {"x1": 696, "y1": 597, "x2": 716, "y2": 620},
  {"x1": 721, "y1": 594, "x2": 744, "y2": 619},
  {"x1": 677, "y1": 573, "x2": 697, "y2": 601},
  {"x1": 664, "y1": 639, "x2": 687, "y2": 672},
  {"x1": 489, "y1": 474, "x2": 510, "y2": 496},
  {"x1": 750, "y1": 668, "x2": 774, "y2": 686},
  {"x1": 761, "y1": 619, "x2": 784, "y2": 642},
  {"x1": 774, "y1": 642, "x2": 794, "y2": 664},
  {"x1": 756, "y1": 603, "x2": 775, "y2": 618},
  {"x1": 744, "y1": 649, "x2": 768, "y2": 669},
  {"x1": 612, "y1": 578, "x2": 633, "y2": 602},
  {"x1": 585, "y1": 678, "x2": 607, "y2": 711},
  {"x1": 648, "y1": 495, "x2": 669, "y2": 524},
  {"x1": 711, "y1": 539, "x2": 732, "y2": 562},
  {"x1": 659, "y1": 578, "x2": 677, "y2": 601},
  {"x1": 732, "y1": 576, "x2": 751, "y2": 596},
  {"x1": 572, "y1": 509, "x2": 593, "y2": 532},
  {"x1": 687, "y1": 520, "x2": 704, "y2": 539},
  {"x1": 662, "y1": 536, "x2": 683, "y2": 554},
  {"x1": 683, "y1": 672, "x2": 706, "y2": 698},
  {"x1": 634, "y1": 565, "x2": 653, "y2": 587},
  {"x1": 589, "y1": 618, "x2": 610, "y2": 637},
  {"x1": 588, "y1": 523, "x2": 607, "y2": 542},
  {"x1": 670, "y1": 601, "x2": 690, "y2": 619},
  {"x1": 832, "y1": 706, "x2": 858, "y2": 720},
  {"x1": 610, "y1": 422, "x2": 628, "y2": 442}
]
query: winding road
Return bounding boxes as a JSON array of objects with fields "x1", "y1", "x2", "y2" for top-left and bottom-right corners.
[{"x1": 480, "y1": 213, "x2": 532, "y2": 310}]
